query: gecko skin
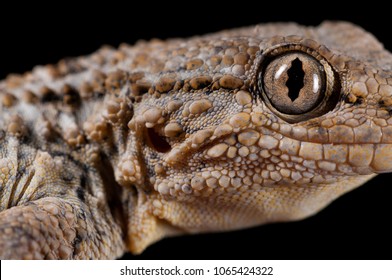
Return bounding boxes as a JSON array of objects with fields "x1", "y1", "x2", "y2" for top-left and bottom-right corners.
[{"x1": 0, "y1": 21, "x2": 391, "y2": 259}]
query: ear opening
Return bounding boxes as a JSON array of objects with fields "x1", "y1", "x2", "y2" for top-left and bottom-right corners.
[{"x1": 145, "y1": 127, "x2": 171, "y2": 153}]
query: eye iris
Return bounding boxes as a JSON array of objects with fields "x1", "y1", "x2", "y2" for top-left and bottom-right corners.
[{"x1": 262, "y1": 52, "x2": 325, "y2": 115}]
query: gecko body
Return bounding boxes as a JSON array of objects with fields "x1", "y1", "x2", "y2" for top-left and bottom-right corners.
[{"x1": 0, "y1": 21, "x2": 391, "y2": 259}]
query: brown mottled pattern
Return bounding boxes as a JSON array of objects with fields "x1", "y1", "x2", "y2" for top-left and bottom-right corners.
[{"x1": 0, "y1": 21, "x2": 392, "y2": 259}]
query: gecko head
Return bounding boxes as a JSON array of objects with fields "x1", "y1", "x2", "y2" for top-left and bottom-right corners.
[{"x1": 118, "y1": 22, "x2": 392, "y2": 253}]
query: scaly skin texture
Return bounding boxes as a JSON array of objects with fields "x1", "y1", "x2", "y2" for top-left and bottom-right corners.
[{"x1": 1, "y1": 21, "x2": 392, "y2": 259}]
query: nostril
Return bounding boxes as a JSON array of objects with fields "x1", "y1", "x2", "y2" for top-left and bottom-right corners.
[{"x1": 145, "y1": 127, "x2": 171, "y2": 153}]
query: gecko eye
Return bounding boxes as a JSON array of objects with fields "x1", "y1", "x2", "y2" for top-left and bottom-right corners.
[
  {"x1": 263, "y1": 52, "x2": 325, "y2": 114},
  {"x1": 259, "y1": 48, "x2": 339, "y2": 122}
]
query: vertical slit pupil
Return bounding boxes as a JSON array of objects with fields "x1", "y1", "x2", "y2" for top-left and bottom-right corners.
[{"x1": 286, "y1": 58, "x2": 305, "y2": 102}]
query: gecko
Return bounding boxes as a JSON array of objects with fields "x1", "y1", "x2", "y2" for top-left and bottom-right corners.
[{"x1": 0, "y1": 21, "x2": 391, "y2": 259}]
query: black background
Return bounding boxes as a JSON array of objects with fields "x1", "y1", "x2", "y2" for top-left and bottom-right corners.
[{"x1": 1, "y1": 4, "x2": 391, "y2": 260}]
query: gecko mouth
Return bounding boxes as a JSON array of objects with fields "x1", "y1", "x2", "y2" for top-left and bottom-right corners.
[
  {"x1": 142, "y1": 121, "x2": 230, "y2": 166},
  {"x1": 146, "y1": 123, "x2": 392, "y2": 177},
  {"x1": 162, "y1": 129, "x2": 237, "y2": 167}
]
